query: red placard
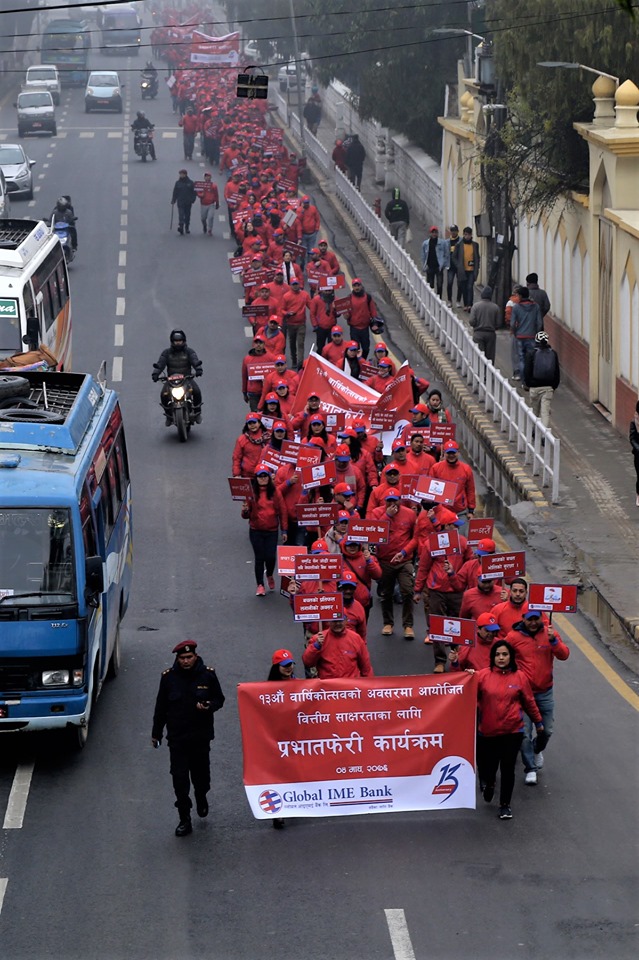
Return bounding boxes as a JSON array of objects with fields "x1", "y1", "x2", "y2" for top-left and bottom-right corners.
[
  {"x1": 528, "y1": 583, "x2": 578, "y2": 613},
  {"x1": 230, "y1": 254, "x2": 252, "y2": 274},
  {"x1": 429, "y1": 423, "x2": 457, "y2": 445},
  {"x1": 370, "y1": 408, "x2": 397, "y2": 431},
  {"x1": 427, "y1": 529, "x2": 461, "y2": 557},
  {"x1": 246, "y1": 359, "x2": 276, "y2": 381},
  {"x1": 242, "y1": 304, "x2": 270, "y2": 319},
  {"x1": 466, "y1": 517, "x2": 495, "y2": 546},
  {"x1": 259, "y1": 447, "x2": 282, "y2": 473},
  {"x1": 297, "y1": 445, "x2": 323, "y2": 469},
  {"x1": 292, "y1": 592, "x2": 344, "y2": 622},
  {"x1": 283, "y1": 240, "x2": 306, "y2": 258},
  {"x1": 334, "y1": 294, "x2": 351, "y2": 316},
  {"x1": 402, "y1": 426, "x2": 431, "y2": 443},
  {"x1": 277, "y1": 545, "x2": 307, "y2": 576},
  {"x1": 279, "y1": 440, "x2": 302, "y2": 464},
  {"x1": 429, "y1": 615, "x2": 476, "y2": 646},
  {"x1": 228, "y1": 477, "x2": 254, "y2": 501},
  {"x1": 294, "y1": 554, "x2": 343, "y2": 581},
  {"x1": 300, "y1": 459, "x2": 337, "y2": 489},
  {"x1": 358, "y1": 359, "x2": 377, "y2": 379},
  {"x1": 295, "y1": 503, "x2": 340, "y2": 527},
  {"x1": 346, "y1": 518, "x2": 390, "y2": 544},
  {"x1": 318, "y1": 274, "x2": 346, "y2": 292},
  {"x1": 325, "y1": 411, "x2": 346, "y2": 434},
  {"x1": 480, "y1": 551, "x2": 526, "y2": 580},
  {"x1": 414, "y1": 475, "x2": 459, "y2": 506}
]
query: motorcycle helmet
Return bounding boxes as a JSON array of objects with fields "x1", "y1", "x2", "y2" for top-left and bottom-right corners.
[
  {"x1": 56, "y1": 196, "x2": 69, "y2": 211},
  {"x1": 137, "y1": 111, "x2": 145, "y2": 120},
  {"x1": 170, "y1": 329, "x2": 186, "y2": 350}
]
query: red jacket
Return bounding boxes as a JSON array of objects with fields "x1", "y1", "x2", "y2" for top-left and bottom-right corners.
[
  {"x1": 365, "y1": 373, "x2": 394, "y2": 394},
  {"x1": 242, "y1": 487, "x2": 287, "y2": 533},
  {"x1": 259, "y1": 326, "x2": 286, "y2": 356},
  {"x1": 340, "y1": 549, "x2": 382, "y2": 608},
  {"x1": 267, "y1": 280, "x2": 288, "y2": 310},
  {"x1": 348, "y1": 291, "x2": 377, "y2": 331},
  {"x1": 321, "y1": 341, "x2": 346, "y2": 366},
  {"x1": 309, "y1": 294, "x2": 338, "y2": 332},
  {"x1": 260, "y1": 368, "x2": 298, "y2": 406},
  {"x1": 195, "y1": 182, "x2": 219, "y2": 206},
  {"x1": 490, "y1": 600, "x2": 530, "y2": 637},
  {"x1": 320, "y1": 249, "x2": 340, "y2": 274},
  {"x1": 459, "y1": 583, "x2": 503, "y2": 620},
  {"x1": 274, "y1": 463, "x2": 307, "y2": 525},
  {"x1": 298, "y1": 203, "x2": 321, "y2": 234},
  {"x1": 430, "y1": 459, "x2": 476, "y2": 513},
  {"x1": 282, "y1": 288, "x2": 311, "y2": 326},
  {"x1": 369, "y1": 504, "x2": 417, "y2": 561},
  {"x1": 405, "y1": 450, "x2": 436, "y2": 476},
  {"x1": 308, "y1": 596, "x2": 367, "y2": 642},
  {"x1": 307, "y1": 258, "x2": 330, "y2": 294},
  {"x1": 302, "y1": 625, "x2": 373, "y2": 679},
  {"x1": 506, "y1": 623, "x2": 570, "y2": 693},
  {"x1": 241, "y1": 350, "x2": 267, "y2": 397},
  {"x1": 476, "y1": 667, "x2": 542, "y2": 736},
  {"x1": 353, "y1": 450, "x2": 378, "y2": 489},
  {"x1": 449, "y1": 557, "x2": 501, "y2": 593},
  {"x1": 414, "y1": 535, "x2": 473, "y2": 593},
  {"x1": 232, "y1": 429, "x2": 267, "y2": 477},
  {"x1": 179, "y1": 113, "x2": 200, "y2": 135},
  {"x1": 451, "y1": 634, "x2": 494, "y2": 672},
  {"x1": 334, "y1": 461, "x2": 366, "y2": 508}
]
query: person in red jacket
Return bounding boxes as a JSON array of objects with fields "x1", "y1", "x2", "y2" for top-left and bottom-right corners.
[
  {"x1": 333, "y1": 444, "x2": 366, "y2": 509},
  {"x1": 298, "y1": 195, "x2": 321, "y2": 261},
  {"x1": 370, "y1": 489, "x2": 417, "y2": 638},
  {"x1": 310, "y1": 289, "x2": 339, "y2": 353},
  {"x1": 306, "y1": 248, "x2": 330, "y2": 296},
  {"x1": 195, "y1": 172, "x2": 219, "y2": 235},
  {"x1": 474, "y1": 640, "x2": 544, "y2": 819},
  {"x1": 405, "y1": 433, "x2": 436, "y2": 476},
  {"x1": 241, "y1": 334, "x2": 269, "y2": 411},
  {"x1": 449, "y1": 611, "x2": 501, "y2": 672},
  {"x1": 506, "y1": 610, "x2": 570, "y2": 785},
  {"x1": 449, "y1": 538, "x2": 497, "y2": 593},
  {"x1": 430, "y1": 440, "x2": 476, "y2": 517},
  {"x1": 321, "y1": 325, "x2": 347, "y2": 367},
  {"x1": 366, "y1": 463, "x2": 404, "y2": 515},
  {"x1": 459, "y1": 576, "x2": 504, "y2": 620},
  {"x1": 274, "y1": 460, "x2": 308, "y2": 546},
  {"x1": 260, "y1": 315, "x2": 286, "y2": 356},
  {"x1": 490, "y1": 579, "x2": 530, "y2": 636},
  {"x1": 332, "y1": 139, "x2": 348, "y2": 174},
  {"x1": 372, "y1": 341, "x2": 396, "y2": 374},
  {"x1": 336, "y1": 572, "x2": 368, "y2": 641},
  {"x1": 347, "y1": 278, "x2": 379, "y2": 358},
  {"x1": 290, "y1": 392, "x2": 322, "y2": 434},
  {"x1": 179, "y1": 106, "x2": 200, "y2": 161},
  {"x1": 318, "y1": 239, "x2": 340, "y2": 275},
  {"x1": 365, "y1": 357, "x2": 394, "y2": 393},
  {"x1": 267, "y1": 273, "x2": 288, "y2": 313},
  {"x1": 282, "y1": 279, "x2": 311, "y2": 369},
  {"x1": 302, "y1": 617, "x2": 373, "y2": 679},
  {"x1": 387, "y1": 440, "x2": 416, "y2": 478},
  {"x1": 340, "y1": 539, "x2": 382, "y2": 616},
  {"x1": 241, "y1": 464, "x2": 287, "y2": 596},
  {"x1": 232, "y1": 414, "x2": 268, "y2": 477},
  {"x1": 260, "y1": 355, "x2": 298, "y2": 407}
]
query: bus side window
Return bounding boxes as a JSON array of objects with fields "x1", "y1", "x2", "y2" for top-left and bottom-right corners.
[
  {"x1": 56, "y1": 261, "x2": 68, "y2": 308},
  {"x1": 114, "y1": 435, "x2": 129, "y2": 501},
  {"x1": 41, "y1": 280, "x2": 55, "y2": 331},
  {"x1": 83, "y1": 516, "x2": 97, "y2": 558},
  {"x1": 23, "y1": 281, "x2": 35, "y2": 320},
  {"x1": 99, "y1": 470, "x2": 114, "y2": 540},
  {"x1": 48, "y1": 271, "x2": 61, "y2": 319}
]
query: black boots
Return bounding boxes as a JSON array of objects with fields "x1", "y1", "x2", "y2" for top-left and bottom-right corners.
[{"x1": 175, "y1": 817, "x2": 192, "y2": 837}]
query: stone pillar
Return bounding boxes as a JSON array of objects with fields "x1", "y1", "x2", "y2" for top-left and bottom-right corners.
[
  {"x1": 614, "y1": 78, "x2": 639, "y2": 128},
  {"x1": 384, "y1": 134, "x2": 395, "y2": 191},
  {"x1": 591, "y1": 75, "x2": 616, "y2": 127}
]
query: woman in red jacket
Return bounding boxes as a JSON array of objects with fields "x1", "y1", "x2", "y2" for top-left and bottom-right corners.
[
  {"x1": 232, "y1": 414, "x2": 268, "y2": 477},
  {"x1": 241, "y1": 464, "x2": 288, "y2": 596},
  {"x1": 474, "y1": 640, "x2": 544, "y2": 820}
]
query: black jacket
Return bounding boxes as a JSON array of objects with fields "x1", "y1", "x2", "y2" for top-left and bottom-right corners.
[
  {"x1": 154, "y1": 345, "x2": 202, "y2": 377},
  {"x1": 172, "y1": 176, "x2": 196, "y2": 206},
  {"x1": 152, "y1": 657, "x2": 225, "y2": 744},
  {"x1": 385, "y1": 198, "x2": 409, "y2": 224}
]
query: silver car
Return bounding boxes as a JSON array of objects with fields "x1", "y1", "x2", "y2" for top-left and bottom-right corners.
[{"x1": 0, "y1": 143, "x2": 35, "y2": 200}]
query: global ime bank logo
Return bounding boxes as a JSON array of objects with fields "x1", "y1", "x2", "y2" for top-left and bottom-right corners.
[{"x1": 259, "y1": 789, "x2": 283, "y2": 814}]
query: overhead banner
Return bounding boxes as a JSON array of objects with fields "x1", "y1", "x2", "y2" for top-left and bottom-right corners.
[
  {"x1": 190, "y1": 30, "x2": 240, "y2": 65},
  {"x1": 238, "y1": 674, "x2": 477, "y2": 819}
]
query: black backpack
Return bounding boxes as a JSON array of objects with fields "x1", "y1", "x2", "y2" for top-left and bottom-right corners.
[{"x1": 531, "y1": 348, "x2": 557, "y2": 383}]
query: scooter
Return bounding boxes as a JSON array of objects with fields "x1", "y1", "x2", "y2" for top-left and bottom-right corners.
[
  {"x1": 140, "y1": 73, "x2": 158, "y2": 99},
  {"x1": 158, "y1": 374, "x2": 199, "y2": 442},
  {"x1": 134, "y1": 127, "x2": 154, "y2": 162},
  {"x1": 53, "y1": 221, "x2": 75, "y2": 263}
]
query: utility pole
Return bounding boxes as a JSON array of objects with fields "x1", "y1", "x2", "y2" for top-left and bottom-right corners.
[{"x1": 287, "y1": 0, "x2": 306, "y2": 158}]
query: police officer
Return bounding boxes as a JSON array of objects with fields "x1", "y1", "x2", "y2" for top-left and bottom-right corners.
[
  {"x1": 151, "y1": 640, "x2": 225, "y2": 837},
  {"x1": 152, "y1": 329, "x2": 203, "y2": 424}
]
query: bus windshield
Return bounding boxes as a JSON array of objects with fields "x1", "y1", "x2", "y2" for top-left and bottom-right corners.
[{"x1": 0, "y1": 508, "x2": 76, "y2": 603}]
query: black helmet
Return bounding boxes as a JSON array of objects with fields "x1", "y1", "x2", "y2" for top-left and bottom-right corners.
[
  {"x1": 56, "y1": 197, "x2": 69, "y2": 210},
  {"x1": 170, "y1": 329, "x2": 186, "y2": 348},
  {"x1": 137, "y1": 111, "x2": 145, "y2": 120}
]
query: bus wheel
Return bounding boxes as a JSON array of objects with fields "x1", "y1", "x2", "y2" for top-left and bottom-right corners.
[
  {"x1": 107, "y1": 622, "x2": 121, "y2": 679},
  {"x1": 175, "y1": 407, "x2": 188, "y2": 442}
]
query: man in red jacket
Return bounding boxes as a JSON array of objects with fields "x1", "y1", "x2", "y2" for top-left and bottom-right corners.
[
  {"x1": 405, "y1": 433, "x2": 436, "y2": 476},
  {"x1": 365, "y1": 357, "x2": 394, "y2": 393},
  {"x1": 302, "y1": 617, "x2": 373, "y2": 679},
  {"x1": 506, "y1": 610, "x2": 570, "y2": 784},
  {"x1": 370, "y1": 489, "x2": 417, "y2": 639},
  {"x1": 179, "y1": 106, "x2": 200, "y2": 161},
  {"x1": 430, "y1": 440, "x2": 476, "y2": 518},
  {"x1": 195, "y1": 172, "x2": 219, "y2": 236},
  {"x1": 306, "y1": 248, "x2": 331, "y2": 297},
  {"x1": 490, "y1": 579, "x2": 529, "y2": 636},
  {"x1": 318, "y1": 238, "x2": 340, "y2": 275},
  {"x1": 298, "y1": 195, "x2": 321, "y2": 262},
  {"x1": 347, "y1": 279, "x2": 379, "y2": 358},
  {"x1": 459, "y1": 576, "x2": 504, "y2": 620},
  {"x1": 241, "y1": 334, "x2": 269, "y2": 411},
  {"x1": 282, "y1": 278, "x2": 310, "y2": 369},
  {"x1": 321, "y1": 325, "x2": 347, "y2": 367}
]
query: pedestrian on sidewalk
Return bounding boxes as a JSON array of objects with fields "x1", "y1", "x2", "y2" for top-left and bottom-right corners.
[
  {"x1": 421, "y1": 226, "x2": 449, "y2": 298},
  {"x1": 629, "y1": 400, "x2": 639, "y2": 507},
  {"x1": 151, "y1": 640, "x2": 225, "y2": 837},
  {"x1": 505, "y1": 284, "x2": 523, "y2": 379},
  {"x1": 347, "y1": 279, "x2": 380, "y2": 358},
  {"x1": 195, "y1": 172, "x2": 219, "y2": 236},
  {"x1": 345, "y1": 134, "x2": 366, "y2": 190},
  {"x1": 171, "y1": 169, "x2": 196, "y2": 235},
  {"x1": 452, "y1": 227, "x2": 480, "y2": 311},
  {"x1": 446, "y1": 225, "x2": 462, "y2": 306},
  {"x1": 332, "y1": 138, "x2": 348, "y2": 174},
  {"x1": 524, "y1": 331, "x2": 560, "y2": 428},
  {"x1": 525, "y1": 273, "x2": 551, "y2": 324},
  {"x1": 385, "y1": 188, "x2": 410, "y2": 248},
  {"x1": 303, "y1": 89, "x2": 322, "y2": 135},
  {"x1": 511, "y1": 288, "x2": 543, "y2": 380},
  {"x1": 469, "y1": 285, "x2": 499, "y2": 363}
]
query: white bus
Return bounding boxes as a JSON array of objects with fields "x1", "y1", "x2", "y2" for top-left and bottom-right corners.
[{"x1": 0, "y1": 219, "x2": 71, "y2": 370}]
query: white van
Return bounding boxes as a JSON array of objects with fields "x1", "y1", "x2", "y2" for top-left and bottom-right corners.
[{"x1": 24, "y1": 65, "x2": 61, "y2": 105}]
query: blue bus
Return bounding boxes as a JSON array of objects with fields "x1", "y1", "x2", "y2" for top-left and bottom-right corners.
[
  {"x1": 0, "y1": 370, "x2": 132, "y2": 748},
  {"x1": 41, "y1": 19, "x2": 91, "y2": 86}
]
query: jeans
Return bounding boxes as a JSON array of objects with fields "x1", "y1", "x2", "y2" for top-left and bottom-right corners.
[
  {"x1": 200, "y1": 204, "x2": 216, "y2": 233},
  {"x1": 521, "y1": 687, "x2": 554, "y2": 772},
  {"x1": 349, "y1": 325, "x2": 370, "y2": 359},
  {"x1": 473, "y1": 330, "x2": 497, "y2": 364},
  {"x1": 516, "y1": 338, "x2": 535, "y2": 379},
  {"x1": 249, "y1": 528, "x2": 278, "y2": 586},
  {"x1": 477, "y1": 733, "x2": 523, "y2": 806},
  {"x1": 177, "y1": 201, "x2": 192, "y2": 230},
  {"x1": 426, "y1": 266, "x2": 444, "y2": 297},
  {"x1": 446, "y1": 266, "x2": 458, "y2": 304},
  {"x1": 379, "y1": 559, "x2": 414, "y2": 628},
  {"x1": 183, "y1": 132, "x2": 195, "y2": 159},
  {"x1": 315, "y1": 327, "x2": 331, "y2": 354},
  {"x1": 287, "y1": 323, "x2": 306, "y2": 369},
  {"x1": 301, "y1": 231, "x2": 318, "y2": 259},
  {"x1": 460, "y1": 270, "x2": 476, "y2": 308},
  {"x1": 529, "y1": 386, "x2": 554, "y2": 427},
  {"x1": 389, "y1": 220, "x2": 408, "y2": 248},
  {"x1": 510, "y1": 334, "x2": 519, "y2": 376}
]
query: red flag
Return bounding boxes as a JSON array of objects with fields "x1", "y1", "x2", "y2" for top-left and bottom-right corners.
[
  {"x1": 291, "y1": 350, "x2": 381, "y2": 422},
  {"x1": 370, "y1": 362, "x2": 415, "y2": 431}
]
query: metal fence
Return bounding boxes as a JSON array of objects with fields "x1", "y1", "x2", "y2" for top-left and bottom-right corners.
[{"x1": 272, "y1": 94, "x2": 561, "y2": 503}]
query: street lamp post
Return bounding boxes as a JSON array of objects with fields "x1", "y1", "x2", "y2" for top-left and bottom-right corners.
[{"x1": 537, "y1": 62, "x2": 619, "y2": 86}]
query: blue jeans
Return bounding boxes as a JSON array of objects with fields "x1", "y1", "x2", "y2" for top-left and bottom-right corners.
[
  {"x1": 302, "y1": 232, "x2": 318, "y2": 258},
  {"x1": 521, "y1": 687, "x2": 554, "y2": 772},
  {"x1": 516, "y1": 338, "x2": 535, "y2": 379}
]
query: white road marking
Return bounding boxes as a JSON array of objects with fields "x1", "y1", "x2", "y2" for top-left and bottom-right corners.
[
  {"x1": 79, "y1": 131, "x2": 94, "y2": 138},
  {"x1": 3, "y1": 763, "x2": 35, "y2": 829},
  {"x1": 118, "y1": 250, "x2": 127, "y2": 267},
  {"x1": 385, "y1": 910, "x2": 416, "y2": 960},
  {"x1": 121, "y1": 199, "x2": 128, "y2": 211},
  {"x1": 116, "y1": 298, "x2": 125, "y2": 316},
  {"x1": 117, "y1": 273, "x2": 126, "y2": 290},
  {"x1": 112, "y1": 356, "x2": 122, "y2": 382},
  {"x1": 0, "y1": 134, "x2": 6, "y2": 142},
  {"x1": 232, "y1": 274, "x2": 240, "y2": 284},
  {"x1": 0, "y1": 879, "x2": 7, "y2": 917},
  {"x1": 227, "y1": 251, "x2": 234, "y2": 258},
  {"x1": 114, "y1": 324, "x2": 124, "y2": 346},
  {"x1": 237, "y1": 297, "x2": 245, "y2": 308},
  {"x1": 223, "y1": 231, "x2": 230, "y2": 240},
  {"x1": 107, "y1": 131, "x2": 123, "y2": 138},
  {"x1": 219, "y1": 213, "x2": 226, "y2": 221},
  {"x1": 37, "y1": 173, "x2": 45, "y2": 179},
  {"x1": 57, "y1": 131, "x2": 67, "y2": 138},
  {"x1": 120, "y1": 231, "x2": 127, "y2": 245},
  {"x1": 34, "y1": 186, "x2": 41, "y2": 193},
  {"x1": 43, "y1": 163, "x2": 49, "y2": 169},
  {"x1": 46, "y1": 152, "x2": 52, "y2": 158},
  {"x1": 162, "y1": 131, "x2": 178, "y2": 138},
  {"x1": 120, "y1": 214, "x2": 127, "y2": 226},
  {"x1": 122, "y1": 185, "x2": 128, "y2": 197},
  {"x1": 244, "y1": 326, "x2": 253, "y2": 337},
  {"x1": 122, "y1": 174, "x2": 128, "y2": 185},
  {"x1": 28, "y1": 200, "x2": 35, "y2": 207}
]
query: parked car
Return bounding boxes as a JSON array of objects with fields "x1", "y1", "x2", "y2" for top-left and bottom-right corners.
[
  {"x1": 0, "y1": 144, "x2": 35, "y2": 199},
  {"x1": 85, "y1": 70, "x2": 123, "y2": 113},
  {"x1": 24, "y1": 65, "x2": 61, "y2": 105},
  {"x1": 14, "y1": 89, "x2": 57, "y2": 137}
]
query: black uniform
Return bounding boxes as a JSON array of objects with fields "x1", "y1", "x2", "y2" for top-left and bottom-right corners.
[
  {"x1": 171, "y1": 174, "x2": 197, "y2": 233},
  {"x1": 153, "y1": 343, "x2": 203, "y2": 413},
  {"x1": 152, "y1": 656, "x2": 225, "y2": 819}
]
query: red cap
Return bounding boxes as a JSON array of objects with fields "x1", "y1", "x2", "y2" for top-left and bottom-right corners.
[
  {"x1": 384, "y1": 462, "x2": 400, "y2": 473},
  {"x1": 476, "y1": 538, "x2": 496, "y2": 555},
  {"x1": 272, "y1": 648, "x2": 295, "y2": 665},
  {"x1": 268, "y1": 314, "x2": 280, "y2": 324},
  {"x1": 172, "y1": 640, "x2": 197, "y2": 654},
  {"x1": 476, "y1": 613, "x2": 500, "y2": 631},
  {"x1": 319, "y1": 238, "x2": 328, "y2": 245},
  {"x1": 429, "y1": 225, "x2": 439, "y2": 233},
  {"x1": 331, "y1": 325, "x2": 343, "y2": 335},
  {"x1": 253, "y1": 334, "x2": 265, "y2": 342},
  {"x1": 275, "y1": 380, "x2": 288, "y2": 389},
  {"x1": 255, "y1": 463, "x2": 272, "y2": 475},
  {"x1": 346, "y1": 340, "x2": 359, "y2": 350},
  {"x1": 352, "y1": 278, "x2": 362, "y2": 285},
  {"x1": 311, "y1": 538, "x2": 328, "y2": 553},
  {"x1": 444, "y1": 440, "x2": 459, "y2": 452},
  {"x1": 309, "y1": 414, "x2": 325, "y2": 425},
  {"x1": 337, "y1": 509, "x2": 351, "y2": 521},
  {"x1": 410, "y1": 402, "x2": 429, "y2": 414},
  {"x1": 374, "y1": 341, "x2": 388, "y2": 352},
  {"x1": 391, "y1": 439, "x2": 406, "y2": 451},
  {"x1": 378, "y1": 358, "x2": 392, "y2": 367},
  {"x1": 338, "y1": 570, "x2": 358, "y2": 585},
  {"x1": 245, "y1": 412, "x2": 261, "y2": 422},
  {"x1": 307, "y1": 436, "x2": 326, "y2": 448},
  {"x1": 334, "y1": 482, "x2": 355, "y2": 496},
  {"x1": 384, "y1": 488, "x2": 401, "y2": 500},
  {"x1": 272, "y1": 420, "x2": 287, "y2": 431},
  {"x1": 437, "y1": 507, "x2": 459, "y2": 526},
  {"x1": 264, "y1": 392, "x2": 279, "y2": 403},
  {"x1": 310, "y1": 247, "x2": 320, "y2": 255},
  {"x1": 274, "y1": 355, "x2": 287, "y2": 364},
  {"x1": 302, "y1": 195, "x2": 310, "y2": 202},
  {"x1": 335, "y1": 443, "x2": 351, "y2": 459}
]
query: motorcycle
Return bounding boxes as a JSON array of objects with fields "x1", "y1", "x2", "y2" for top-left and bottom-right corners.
[
  {"x1": 53, "y1": 221, "x2": 75, "y2": 264},
  {"x1": 140, "y1": 73, "x2": 158, "y2": 99},
  {"x1": 134, "y1": 127, "x2": 154, "y2": 162},
  {"x1": 158, "y1": 374, "x2": 198, "y2": 442}
]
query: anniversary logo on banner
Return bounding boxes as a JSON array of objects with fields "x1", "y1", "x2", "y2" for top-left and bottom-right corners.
[{"x1": 238, "y1": 674, "x2": 477, "y2": 819}]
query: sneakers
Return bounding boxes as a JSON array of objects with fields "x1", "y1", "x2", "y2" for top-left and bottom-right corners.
[
  {"x1": 256, "y1": 584, "x2": 266, "y2": 597},
  {"x1": 482, "y1": 783, "x2": 495, "y2": 803},
  {"x1": 498, "y1": 805, "x2": 513, "y2": 819},
  {"x1": 525, "y1": 770, "x2": 538, "y2": 785},
  {"x1": 381, "y1": 624, "x2": 393, "y2": 636},
  {"x1": 403, "y1": 626, "x2": 415, "y2": 640},
  {"x1": 267, "y1": 575, "x2": 275, "y2": 591},
  {"x1": 511, "y1": 373, "x2": 521, "y2": 381},
  {"x1": 175, "y1": 817, "x2": 192, "y2": 837},
  {"x1": 535, "y1": 751, "x2": 544, "y2": 770}
]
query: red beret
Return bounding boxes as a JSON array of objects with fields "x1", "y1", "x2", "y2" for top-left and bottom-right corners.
[{"x1": 172, "y1": 640, "x2": 197, "y2": 654}]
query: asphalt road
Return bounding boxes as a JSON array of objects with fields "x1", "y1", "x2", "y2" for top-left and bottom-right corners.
[{"x1": 0, "y1": 48, "x2": 637, "y2": 960}]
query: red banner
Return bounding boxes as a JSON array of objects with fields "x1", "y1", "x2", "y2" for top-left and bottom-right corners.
[
  {"x1": 290, "y1": 351, "x2": 381, "y2": 422},
  {"x1": 190, "y1": 30, "x2": 240, "y2": 65},
  {"x1": 300, "y1": 458, "x2": 337, "y2": 489},
  {"x1": 528, "y1": 583, "x2": 578, "y2": 613},
  {"x1": 295, "y1": 503, "x2": 340, "y2": 527},
  {"x1": 429, "y1": 616, "x2": 476, "y2": 646},
  {"x1": 346, "y1": 518, "x2": 390, "y2": 544},
  {"x1": 414, "y1": 475, "x2": 459, "y2": 506},
  {"x1": 427, "y1": 529, "x2": 461, "y2": 557},
  {"x1": 292, "y1": 592, "x2": 344, "y2": 622},
  {"x1": 369, "y1": 362, "x2": 415, "y2": 432},
  {"x1": 228, "y1": 477, "x2": 253, "y2": 501},
  {"x1": 294, "y1": 554, "x2": 343, "y2": 581},
  {"x1": 277, "y1": 545, "x2": 307, "y2": 576},
  {"x1": 466, "y1": 517, "x2": 495, "y2": 546},
  {"x1": 399, "y1": 475, "x2": 420, "y2": 503},
  {"x1": 242, "y1": 304, "x2": 270, "y2": 319},
  {"x1": 480, "y1": 552, "x2": 526, "y2": 580},
  {"x1": 238, "y1": 674, "x2": 478, "y2": 818},
  {"x1": 429, "y1": 423, "x2": 457, "y2": 445}
]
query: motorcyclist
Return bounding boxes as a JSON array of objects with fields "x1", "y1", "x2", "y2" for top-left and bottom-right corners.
[
  {"x1": 131, "y1": 110, "x2": 156, "y2": 160},
  {"x1": 50, "y1": 196, "x2": 77, "y2": 250},
  {"x1": 152, "y1": 329, "x2": 203, "y2": 425},
  {"x1": 141, "y1": 61, "x2": 158, "y2": 94}
]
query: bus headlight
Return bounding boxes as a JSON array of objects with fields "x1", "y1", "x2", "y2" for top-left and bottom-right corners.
[{"x1": 42, "y1": 669, "x2": 69, "y2": 686}]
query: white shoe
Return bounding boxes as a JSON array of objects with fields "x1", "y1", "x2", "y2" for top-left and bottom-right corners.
[
  {"x1": 535, "y1": 751, "x2": 544, "y2": 770},
  {"x1": 525, "y1": 770, "x2": 538, "y2": 785}
]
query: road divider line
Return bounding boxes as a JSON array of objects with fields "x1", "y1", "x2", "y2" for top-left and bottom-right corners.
[
  {"x1": 119, "y1": 251, "x2": 127, "y2": 267},
  {"x1": 112, "y1": 357, "x2": 122, "y2": 382},
  {"x1": 385, "y1": 909, "x2": 416, "y2": 960},
  {"x1": 0, "y1": 879, "x2": 7, "y2": 917},
  {"x1": 121, "y1": 199, "x2": 128, "y2": 211},
  {"x1": 116, "y1": 298, "x2": 125, "y2": 316},
  {"x1": 120, "y1": 231, "x2": 127, "y2": 245},
  {"x1": 115, "y1": 324, "x2": 124, "y2": 347},
  {"x1": 120, "y1": 215, "x2": 127, "y2": 227},
  {"x1": 3, "y1": 762, "x2": 34, "y2": 829},
  {"x1": 244, "y1": 326, "x2": 253, "y2": 338},
  {"x1": 117, "y1": 273, "x2": 126, "y2": 291},
  {"x1": 122, "y1": 186, "x2": 128, "y2": 198}
]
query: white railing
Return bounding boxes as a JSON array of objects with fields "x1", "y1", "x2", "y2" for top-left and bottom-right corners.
[{"x1": 272, "y1": 100, "x2": 561, "y2": 502}]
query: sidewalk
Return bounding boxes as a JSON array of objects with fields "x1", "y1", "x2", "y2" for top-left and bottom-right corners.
[{"x1": 286, "y1": 112, "x2": 639, "y2": 660}]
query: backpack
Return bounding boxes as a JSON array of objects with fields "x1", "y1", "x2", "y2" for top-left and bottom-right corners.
[{"x1": 531, "y1": 348, "x2": 557, "y2": 383}]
